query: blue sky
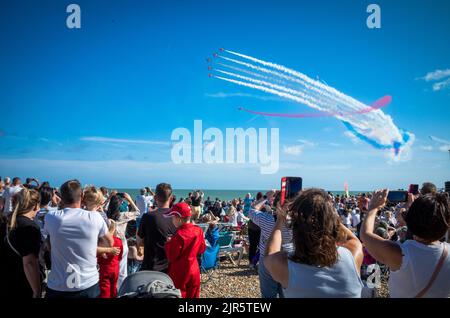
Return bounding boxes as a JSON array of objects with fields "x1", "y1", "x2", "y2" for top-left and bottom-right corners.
[{"x1": 0, "y1": 0, "x2": 449, "y2": 190}]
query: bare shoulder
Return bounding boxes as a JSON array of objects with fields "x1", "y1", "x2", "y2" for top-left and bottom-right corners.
[{"x1": 264, "y1": 252, "x2": 289, "y2": 288}]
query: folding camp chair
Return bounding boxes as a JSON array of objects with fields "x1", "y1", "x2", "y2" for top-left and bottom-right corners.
[
  {"x1": 217, "y1": 232, "x2": 244, "y2": 266},
  {"x1": 200, "y1": 240, "x2": 220, "y2": 284}
]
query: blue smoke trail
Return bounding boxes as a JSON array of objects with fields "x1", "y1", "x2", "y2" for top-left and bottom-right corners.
[{"x1": 341, "y1": 120, "x2": 411, "y2": 155}]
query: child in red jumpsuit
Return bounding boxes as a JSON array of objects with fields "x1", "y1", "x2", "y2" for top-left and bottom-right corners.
[
  {"x1": 98, "y1": 219, "x2": 123, "y2": 298},
  {"x1": 164, "y1": 203, "x2": 206, "y2": 298}
]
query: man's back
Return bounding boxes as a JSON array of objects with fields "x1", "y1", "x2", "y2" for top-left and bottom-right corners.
[
  {"x1": 44, "y1": 208, "x2": 108, "y2": 291},
  {"x1": 352, "y1": 213, "x2": 361, "y2": 227},
  {"x1": 2, "y1": 185, "x2": 23, "y2": 214},
  {"x1": 135, "y1": 195, "x2": 147, "y2": 214},
  {"x1": 138, "y1": 208, "x2": 176, "y2": 272}
]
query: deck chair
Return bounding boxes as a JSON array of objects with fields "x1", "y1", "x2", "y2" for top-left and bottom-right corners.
[
  {"x1": 200, "y1": 240, "x2": 220, "y2": 284},
  {"x1": 217, "y1": 232, "x2": 244, "y2": 266}
]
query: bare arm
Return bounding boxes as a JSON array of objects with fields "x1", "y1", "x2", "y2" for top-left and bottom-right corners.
[
  {"x1": 123, "y1": 193, "x2": 140, "y2": 212},
  {"x1": 360, "y1": 189, "x2": 402, "y2": 270},
  {"x1": 23, "y1": 254, "x2": 41, "y2": 298},
  {"x1": 338, "y1": 223, "x2": 364, "y2": 274},
  {"x1": 98, "y1": 232, "x2": 114, "y2": 248},
  {"x1": 97, "y1": 246, "x2": 120, "y2": 255}
]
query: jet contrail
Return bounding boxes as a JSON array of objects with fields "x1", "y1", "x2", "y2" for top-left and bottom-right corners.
[
  {"x1": 215, "y1": 68, "x2": 391, "y2": 118},
  {"x1": 429, "y1": 135, "x2": 450, "y2": 152},
  {"x1": 429, "y1": 135, "x2": 450, "y2": 145},
  {"x1": 224, "y1": 49, "x2": 368, "y2": 112},
  {"x1": 209, "y1": 49, "x2": 414, "y2": 157},
  {"x1": 214, "y1": 75, "x2": 321, "y2": 108},
  {"x1": 216, "y1": 62, "x2": 271, "y2": 80},
  {"x1": 218, "y1": 54, "x2": 363, "y2": 113},
  {"x1": 214, "y1": 69, "x2": 330, "y2": 110}
]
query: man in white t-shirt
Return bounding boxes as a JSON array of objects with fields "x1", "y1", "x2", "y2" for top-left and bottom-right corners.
[
  {"x1": 2, "y1": 177, "x2": 23, "y2": 215},
  {"x1": 44, "y1": 179, "x2": 113, "y2": 298},
  {"x1": 135, "y1": 188, "x2": 148, "y2": 215},
  {"x1": 352, "y1": 208, "x2": 361, "y2": 228}
]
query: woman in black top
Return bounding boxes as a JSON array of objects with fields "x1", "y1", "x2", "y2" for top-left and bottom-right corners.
[{"x1": 0, "y1": 188, "x2": 42, "y2": 298}]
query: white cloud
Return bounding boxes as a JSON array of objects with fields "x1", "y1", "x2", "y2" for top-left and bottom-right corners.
[
  {"x1": 343, "y1": 131, "x2": 361, "y2": 144},
  {"x1": 417, "y1": 69, "x2": 450, "y2": 91},
  {"x1": 420, "y1": 145, "x2": 433, "y2": 151},
  {"x1": 283, "y1": 139, "x2": 316, "y2": 156},
  {"x1": 419, "y1": 69, "x2": 450, "y2": 82},
  {"x1": 432, "y1": 78, "x2": 450, "y2": 91},
  {"x1": 80, "y1": 136, "x2": 170, "y2": 145},
  {"x1": 38, "y1": 137, "x2": 63, "y2": 146},
  {"x1": 329, "y1": 142, "x2": 341, "y2": 147},
  {"x1": 282, "y1": 162, "x2": 351, "y2": 171},
  {"x1": 283, "y1": 145, "x2": 304, "y2": 156},
  {"x1": 297, "y1": 139, "x2": 316, "y2": 147}
]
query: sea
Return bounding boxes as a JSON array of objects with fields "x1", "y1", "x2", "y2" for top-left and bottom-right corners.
[{"x1": 115, "y1": 189, "x2": 367, "y2": 201}]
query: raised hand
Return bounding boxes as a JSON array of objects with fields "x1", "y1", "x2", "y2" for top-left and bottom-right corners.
[{"x1": 368, "y1": 189, "x2": 388, "y2": 212}]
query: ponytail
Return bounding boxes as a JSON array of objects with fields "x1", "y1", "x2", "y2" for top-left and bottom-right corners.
[{"x1": 8, "y1": 188, "x2": 41, "y2": 230}]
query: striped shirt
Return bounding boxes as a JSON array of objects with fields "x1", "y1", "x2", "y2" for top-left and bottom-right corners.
[{"x1": 248, "y1": 209, "x2": 293, "y2": 259}]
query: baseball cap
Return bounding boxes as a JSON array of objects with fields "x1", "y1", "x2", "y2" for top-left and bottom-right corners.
[{"x1": 165, "y1": 202, "x2": 192, "y2": 218}]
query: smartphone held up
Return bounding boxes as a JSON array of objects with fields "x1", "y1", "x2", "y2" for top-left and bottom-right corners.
[
  {"x1": 280, "y1": 177, "x2": 303, "y2": 206},
  {"x1": 387, "y1": 190, "x2": 408, "y2": 203}
]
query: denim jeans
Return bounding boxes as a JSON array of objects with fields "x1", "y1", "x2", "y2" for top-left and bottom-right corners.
[
  {"x1": 258, "y1": 258, "x2": 284, "y2": 298},
  {"x1": 45, "y1": 282, "x2": 100, "y2": 298}
]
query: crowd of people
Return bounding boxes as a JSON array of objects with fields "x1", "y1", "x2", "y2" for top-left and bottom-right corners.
[{"x1": 0, "y1": 176, "x2": 449, "y2": 298}]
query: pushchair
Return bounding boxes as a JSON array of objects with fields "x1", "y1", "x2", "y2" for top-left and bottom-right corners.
[{"x1": 118, "y1": 271, "x2": 182, "y2": 298}]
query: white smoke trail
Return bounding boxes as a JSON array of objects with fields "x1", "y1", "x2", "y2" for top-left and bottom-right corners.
[
  {"x1": 214, "y1": 75, "x2": 321, "y2": 109},
  {"x1": 216, "y1": 62, "x2": 271, "y2": 80},
  {"x1": 214, "y1": 69, "x2": 333, "y2": 112},
  {"x1": 219, "y1": 55, "x2": 360, "y2": 113},
  {"x1": 212, "y1": 50, "x2": 414, "y2": 156},
  {"x1": 225, "y1": 49, "x2": 367, "y2": 112}
]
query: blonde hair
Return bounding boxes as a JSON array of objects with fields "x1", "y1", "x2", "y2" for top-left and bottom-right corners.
[
  {"x1": 191, "y1": 205, "x2": 201, "y2": 223},
  {"x1": 108, "y1": 219, "x2": 117, "y2": 235},
  {"x1": 227, "y1": 205, "x2": 236, "y2": 216},
  {"x1": 9, "y1": 188, "x2": 40, "y2": 230},
  {"x1": 83, "y1": 186, "x2": 104, "y2": 210}
]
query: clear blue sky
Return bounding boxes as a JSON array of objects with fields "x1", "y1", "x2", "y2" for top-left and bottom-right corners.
[{"x1": 1, "y1": 0, "x2": 449, "y2": 190}]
